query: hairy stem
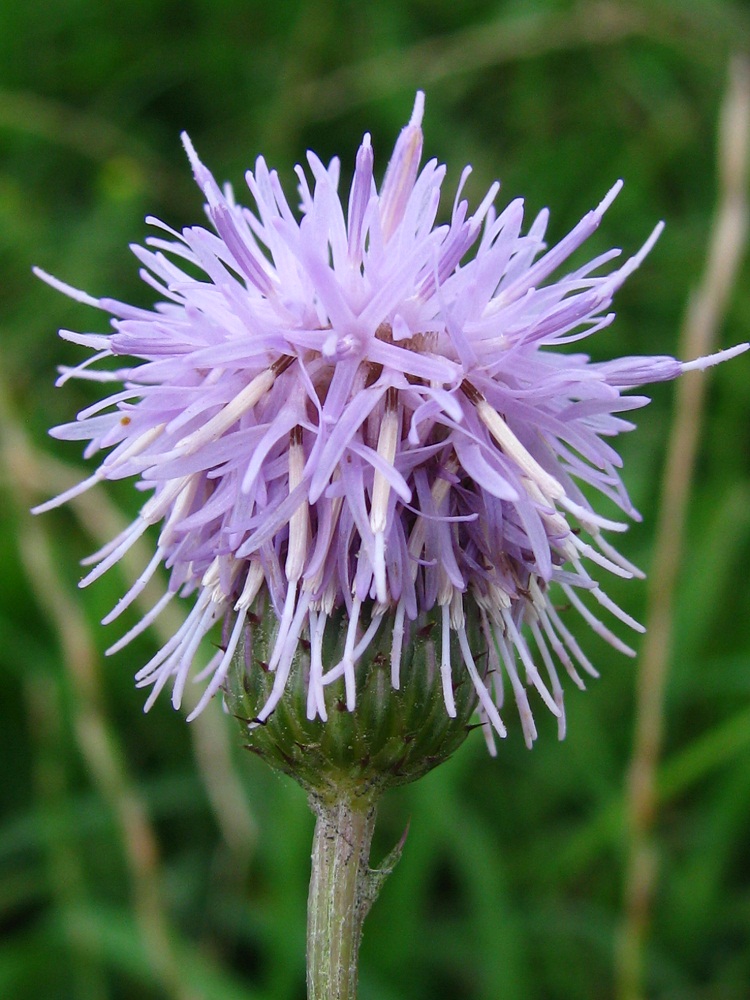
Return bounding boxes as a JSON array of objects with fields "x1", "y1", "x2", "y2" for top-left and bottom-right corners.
[{"x1": 307, "y1": 793, "x2": 380, "y2": 1000}]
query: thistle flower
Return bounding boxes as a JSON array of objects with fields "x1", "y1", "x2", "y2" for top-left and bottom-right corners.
[{"x1": 34, "y1": 92, "x2": 746, "y2": 754}]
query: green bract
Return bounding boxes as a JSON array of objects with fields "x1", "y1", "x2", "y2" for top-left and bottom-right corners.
[{"x1": 225, "y1": 605, "x2": 480, "y2": 800}]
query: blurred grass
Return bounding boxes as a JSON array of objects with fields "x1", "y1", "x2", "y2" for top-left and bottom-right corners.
[{"x1": 1, "y1": 1, "x2": 749, "y2": 998}]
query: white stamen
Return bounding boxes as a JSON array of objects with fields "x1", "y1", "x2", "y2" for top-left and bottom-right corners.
[
  {"x1": 545, "y1": 601, "x2": 600, "y2": 678},
  {"x1": 157, "y1": 475, "x2": 200, "y2": 548},
  {"x1": 476, "y1": 398, "x2": 564, "y2": 501},
  {"x1": 479, "y1": 709, "x2": 498, "y2": 757},
  {"x1": 285, "y1": 427, "x2": 309, "y2": 583},
  {"x1": 105, "y1": 590, "x2": 175, "y2": 655},
  {"x1": 370, "y1": 392, "x2": 399, "y2": 603},
  {"x1": 104, "y1": 422, "x2": 166, "y2": 470},
  {"x1": 306, "y1": 609, "x2": 328, "y2": 721},
  {"x1": 101, "y1": 546, "x2": 165, "y2": 624},
  {"x1": 482, "y1": 611, "x2": 504, "y2": 709},
  {"x1": 589, "y1": 586, "x2": 645, "y2": 633},
  {"x1": 524, "y1": 479, "x2": 569, "y2": 535},
  {"x1": 373, "y1": 531, "x2": 387, "y2": 605},
  {"x1": 79, "y1": 517, "x2": 150, "y2": 588},
  {"x1": 303, "y1": 483, "x2": 343, "y2": 596},
  {"x1": 55, "y1": 349, "x2": 114, "y2": 387},
  {"x1": 342, "y1": 595, "x2": 362, "y2": 711},
  {"x1": 391, "y1": 601, "x2": 406, "y2": 688},
  {"x1": 33, "y1": 267, "x2": 103, "y2": 308},
  {"x1": 31, "y1": 470, "x2": 105, "y2": 514},
  {"x1": 135, "y1": 590, "x2": 212, "y2": 682},
  {"x1": 567, "y1": 536, "x2": 634, "y2": 579},
  {"x1": 172, "y1": 365, "x2": 278, "y2": 459},
  {"x1": 255, "y1": 591, "x2": 311, "y2": 724},
  {"x1": 440, "y1": 603, "x2": 457, "y2": 717},
  {"x1": 201, "y1": 555, "x2": 221, "y2": 590},
  {"x1": 535, "y1": 601, "x2": 586, "y2": 690},
  {"x1": 495, "y1": 628, "x2": 537, "y2": 748},
  {"x1": 186, "y1": 603, "x2": 249, "y2": 720},
  {"x1": 457, "y1": 624, "x2": 507, "y2": 739},
  {"x1": 682, "y1": 342, "x2": 749, "y2": 371},
  {"x1": 370, "y1": 394, "x2": 399, "y2": 534},
  {"x1": 141, "y1": 475, "x2": 194, "y2": 525},
  {"x1": 502, "y1": 611, "x2": 561, "y2": 718},
  {"x1": 562, "y1": 585, "x2": 638, "y2": 656},
  {"x1": 407, "y1": 456, "x2": 458, "y2": 575},
  {"x1": 529, "y1": 620, "x2": 566, "y2": 740},
  {"x1": 352, "y1": 613, "x2": 384, "y2": 661},
  {"x1": 235, "y1": 561, "x2": 264, "y2": 611},
  {"x1": 268, "y1": 583, "x2": 299, "y2": 673},
  {"x1": 172, "y1": 601, "x2": 225, "y2": 708},
  {"x1": 141, "y1": 665, "x2": 174, "y2": 713},
  {"x1": 449, "y1": 588, "x2": 465, "y2": 630},
  {"x1": 591, "y1": 530, "x2": 645, "y2": 579},
  {"x1": 528, "y1": 580, "x2": 587, "y2": 688},
  {"x1": 559, "y1": 495, "x2": 628, "y2": 532}
]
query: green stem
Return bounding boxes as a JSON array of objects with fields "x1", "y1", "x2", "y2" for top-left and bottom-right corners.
[{"x1": 306, "y1": 793, "x2": 379, "y2": 1000}]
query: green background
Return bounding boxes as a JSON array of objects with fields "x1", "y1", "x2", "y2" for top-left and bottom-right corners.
[{"x1": 1, "y1": 1, "x2": 749, "y2": 997}]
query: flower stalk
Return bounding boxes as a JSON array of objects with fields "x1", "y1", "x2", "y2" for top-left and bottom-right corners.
[
  {"x1": 307, "y1": 793, "x2": 378, "y2": 1000},
  {"x1": 307, "y1": 791, "x2": 407, "y2": 1000}
]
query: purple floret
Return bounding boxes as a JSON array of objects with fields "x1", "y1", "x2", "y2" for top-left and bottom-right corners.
[{"x1": 34, "y1": 93, "x2": 747, "y2": 749}]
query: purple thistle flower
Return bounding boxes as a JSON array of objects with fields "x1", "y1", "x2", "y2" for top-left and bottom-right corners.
[{"x1": 34, "y1": 93, "x2": 747, "y2": 750}]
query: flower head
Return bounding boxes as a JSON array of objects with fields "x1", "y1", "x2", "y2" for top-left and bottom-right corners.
[{"x1": 35, "y1": 93, "x2": 747, "y2": 751}]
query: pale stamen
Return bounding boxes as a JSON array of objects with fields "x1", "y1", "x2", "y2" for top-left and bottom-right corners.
[
  {"x1": 494, "y1": 627, "x2": 538, "y2": 748},
  {"x1": 285, "y1": 426, "x2": 309, "y2": 583},
  {"x1": 528, "y1": 620, "x2": 566, "y2": 739},
  {"x1": 501, "y1": 610, "x2": 561, "y2": 718},
  {"x1": 171, "y1": 356, "x2": 293, "y2": 459},
  {"x1": 440, "y1": 603, "x2": 457, "y2": 717},
  {"x1": 461, "y1": 381, "x2": 564, "y2": 502},
  {"x1": 235, "y1": 560, "x2": 265, "y2": 610},
  {"x1": 370, "y1": 388, "x2": 399, "y2": 603}
]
